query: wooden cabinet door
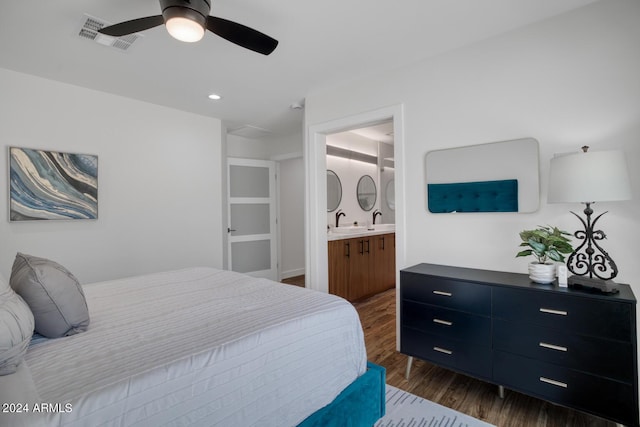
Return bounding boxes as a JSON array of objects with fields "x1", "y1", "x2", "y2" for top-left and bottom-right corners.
[
  {"x1": 349, "y1": 237, "x2": 370, "y2": 301},
  {"x1": 371, "y1": 233, "x2": 396, "y2": 295},
  {"x1": 384, "y1": 233, "x2": 396, "y2": 288},
  {"x1": 329, "y1": 233, "x2": 395, "y2": 302},
  {"x1": 328, "y1": 239, "x2": 350, "y2": 299}
]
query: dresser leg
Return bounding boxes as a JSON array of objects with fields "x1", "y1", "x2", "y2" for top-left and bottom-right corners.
[
  {"x1": 498, "y1": 385, "x2": 505, "y2": 399},
  {"x1": 405, "y1": 356, "x2": 413, "y2": 380}
]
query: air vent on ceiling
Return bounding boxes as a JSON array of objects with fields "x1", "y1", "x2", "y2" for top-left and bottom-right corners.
[
  {"x1": 228, "y1": 125, "x2": 274, "y2": 140},
  {"x1": 77, "y1": 14, "x2": 141, "y2": 51}
]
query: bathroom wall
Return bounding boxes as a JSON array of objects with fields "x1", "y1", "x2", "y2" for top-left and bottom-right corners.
[
  {"x1": 379, "y1": 141, "x2": 395, "y2": 224},
  {"x1": 326, "y1": 131, "x2": 393, "y2": 228}
]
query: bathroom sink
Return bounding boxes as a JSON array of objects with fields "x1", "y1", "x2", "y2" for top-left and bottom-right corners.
[
  {"x1": 372, "y1": 223, "x2": 395, "y2": 232},
  {"x1": 332, "y1": 225, "x2": 368, "y2": 234}
]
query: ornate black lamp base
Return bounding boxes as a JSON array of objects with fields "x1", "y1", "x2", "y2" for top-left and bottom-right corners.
[
  {"x1": 566, "y1": 202, "x2": 620, "y2": 294},
  {"x1": 568, "y1": 275, "x2": 619, "y2": 294}
]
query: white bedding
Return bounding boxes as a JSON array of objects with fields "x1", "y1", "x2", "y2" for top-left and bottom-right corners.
[{"x1": 1, "y1": 267, "x2": 367, "y2": 426}]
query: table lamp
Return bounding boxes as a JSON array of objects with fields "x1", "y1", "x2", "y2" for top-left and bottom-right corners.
[{"x1": 547, "y1": 146, "x2": 632, "y2": 294}]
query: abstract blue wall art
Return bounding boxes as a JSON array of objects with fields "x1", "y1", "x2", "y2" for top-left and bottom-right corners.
[{"x1": 9, "y1": 147, "x2": 98, "y2": 221}]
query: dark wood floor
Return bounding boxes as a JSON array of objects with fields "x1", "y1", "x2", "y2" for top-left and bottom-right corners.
[
  {"x1": 351, "y1": 288, "x2": 617, "y2": 427},
  {"x1": 281, "y1": 275, "x2": 305, "y2": 287}
]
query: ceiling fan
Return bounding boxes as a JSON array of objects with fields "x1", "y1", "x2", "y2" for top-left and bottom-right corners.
[{"x1": 98, "y1": 0, "x2": 278, "y2": 55}]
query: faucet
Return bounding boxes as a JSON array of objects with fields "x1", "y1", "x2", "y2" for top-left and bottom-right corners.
[
  {"x1": 373, "y1": 209, "x2": 382, "y2": 225},
  {"x1": 335, "y1": 209, "x2": 346, "y2": 227}
]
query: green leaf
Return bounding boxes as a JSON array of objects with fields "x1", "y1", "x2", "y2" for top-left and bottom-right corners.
[
  {"x1": 547, "y1": 249, "x2": 564, "y2": 262},
  {"x1": 528, "y1": 239, "x2": 546, "y2": 254},
  {"x1": 555, "y1": 242, "x2": 574, "y2": 253},
  {"x1": 516, "y1": 249, "x2": 533, "y2": 258}
]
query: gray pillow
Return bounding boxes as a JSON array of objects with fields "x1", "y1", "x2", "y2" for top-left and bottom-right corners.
[
  {"x1": 0, "y1": 271, "x2": 35, "y2": 375},
  {"x1": 10, "y1": 253, "x2": 89, "y2": 338}
]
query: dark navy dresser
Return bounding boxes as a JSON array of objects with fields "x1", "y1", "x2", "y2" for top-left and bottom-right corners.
[{"x1": 400, "y1": 263, "x2": 638, "y2": 426}]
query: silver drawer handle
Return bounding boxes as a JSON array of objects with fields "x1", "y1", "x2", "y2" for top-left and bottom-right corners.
[
  {"x1": 433, "y1": 346, "x2": 453, "y2": 355},
  {"x1": 540, "y1": 377, "x2": 568, "y2": 388},
  {"x1": 433, "y1": 318, "x2": 453, "y2": 326},
  {"x1": 539, "y1": 342, "x2": 568, "y2": 352},
  {"x1": 539, "y1": 308, "x2": 568, "y2": 316},
  {"x1": 433, "y1": 290, "x2": 452, "y2": 297}
]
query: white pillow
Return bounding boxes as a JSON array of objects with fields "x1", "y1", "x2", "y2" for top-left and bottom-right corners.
[
  {"x1": 10, "y1": 253, "x2": 89, "y2": 338},
  {"x1": 0, "y1": 272, "x2": 35, "y2": 375}
]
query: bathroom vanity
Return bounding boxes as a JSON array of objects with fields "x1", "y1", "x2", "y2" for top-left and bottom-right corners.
[{"x1": 328, "y1": 227, "x2": 395, "y2": 301}]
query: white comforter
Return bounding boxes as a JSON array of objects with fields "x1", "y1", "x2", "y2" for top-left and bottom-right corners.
[{"x1": 1, "y1": 267, "x2": 367, "y2": 426}]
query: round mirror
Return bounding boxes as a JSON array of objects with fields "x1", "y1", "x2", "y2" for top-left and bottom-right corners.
[
  {"x1": 327, "y1": 170, "x2": 342, "y2": 212},
  {"x1": 356, "y1": 175, "x2": 377, "y2": 211},
  {"x1": 385, "y1": 179, "x2": 395, "y2": 211}
]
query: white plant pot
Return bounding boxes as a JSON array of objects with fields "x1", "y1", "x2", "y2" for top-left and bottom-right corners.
[{"x1": 528, "y1": 262, "x2": 556, "y2": 284}]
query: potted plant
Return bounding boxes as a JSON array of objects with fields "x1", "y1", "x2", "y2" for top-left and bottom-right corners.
[{"x1": 516, "y1": 225, "x2": 574, "y2": 284}]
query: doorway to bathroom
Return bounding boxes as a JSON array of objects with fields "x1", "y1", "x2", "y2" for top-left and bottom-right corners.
[
  {"x1": 325, "y1": 120, "x2": 396, "y2": 302},
  {"x1": 304, "y1": 104, "x2": 404, "y2": 296}
]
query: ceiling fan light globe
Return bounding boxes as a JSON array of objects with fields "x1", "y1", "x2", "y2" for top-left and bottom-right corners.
[{"x1": 166, "y1": 16, "x2": 205, "y2": 42}]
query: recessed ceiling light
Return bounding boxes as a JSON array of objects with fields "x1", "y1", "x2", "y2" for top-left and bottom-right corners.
[{"x1": 208, "y1": 93, "x2": 222, "y2": 100}]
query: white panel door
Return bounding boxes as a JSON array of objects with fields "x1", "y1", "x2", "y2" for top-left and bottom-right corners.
[{"x1": 227, "y1": 158, "x2": 277, "y2": 280}]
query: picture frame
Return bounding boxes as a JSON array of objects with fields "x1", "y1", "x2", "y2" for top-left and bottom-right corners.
[{"x1": 9, "y1": 147, "x2": 98, "y2": 221}]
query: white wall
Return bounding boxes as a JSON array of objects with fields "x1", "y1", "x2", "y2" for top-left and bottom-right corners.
[
  {"x1": 226, "y1": 134, "x2": 272, "y2": 159},
  {"x1": 265, "y1": 131, "x2": 304, "y2": 159},
  {"x1": 0, "y1": 68, "x2": 225, "y2": 283},
  {"x1": 278, "y1": 157, "x2": 305, "y2": 279},
  {"x1": 227, "y1": 132, "x2": 303, "y2": 160},
  {"x1": 306, "y1": 0, "x2": 640, "y2": 287},
  {"x1": 379, "y1": 141, "x2": 395, "y2": 223}
]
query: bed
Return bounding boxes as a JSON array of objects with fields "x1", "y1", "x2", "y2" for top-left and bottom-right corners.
[{"x1": 0, "y1": 264, "x2": 385, "y2": 426}]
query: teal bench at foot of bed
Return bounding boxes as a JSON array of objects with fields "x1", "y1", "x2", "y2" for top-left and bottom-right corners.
[{"x1": 298, "y1": 362, "x2": 386, "y2": 427}]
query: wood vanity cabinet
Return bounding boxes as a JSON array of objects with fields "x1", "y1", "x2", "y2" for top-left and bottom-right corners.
[
  {"x1": 371, "y1": 233, "x2": 395, "y2": 294},
  {"x1": 327, "y1": 237, "x2": 351, "y2": 299},
  {"x1": 346, "y1": 237, "x2": 370, "y2": 301},
  {"x1": 400, "y1": 263, "x2": 639, "y2": 427},
  {"x1": 328, "y1": 233, "x2": 395, "y2": 301}
]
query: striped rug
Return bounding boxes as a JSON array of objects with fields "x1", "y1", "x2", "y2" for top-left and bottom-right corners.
[{"x1": 375, "y1": 385, "x2": 495, "y2": 427}]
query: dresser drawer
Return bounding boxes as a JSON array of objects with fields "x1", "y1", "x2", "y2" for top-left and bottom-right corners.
[
  {"x1": 493, "y1": 319, "x2": 633, "y2": 382},
  {"x1": 401, "y1": 271, "x2": 491, "y2": 316},
  {"x1": 494, "y1": 351, "x2": 636, "y2": 426},
  {"x1": 402, "y1": 300, "x2": 490, "y2": 345},
  {"x1": 401, "y1": 327, "x2": 491, "y2": 380},
  {"x1": 493, "y1": 287, "x2": 632, "y2": 341}
]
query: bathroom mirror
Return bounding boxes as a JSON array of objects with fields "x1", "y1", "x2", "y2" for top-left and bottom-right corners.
[
  {"x1": 425, "y1": 138, "x2": 539, "y2": 213},
  {"x1": 385, "y1": 179, "x2": 395, "y2": 211},
  {"x1": 357, "y1": 175, "x2": 377, "y2": 211},
  {"x1": 327, "y1": 170, "x2": 342, "y2": 212}
]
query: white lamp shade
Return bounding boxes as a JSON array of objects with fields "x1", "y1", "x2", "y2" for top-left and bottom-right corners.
[
  {"x1": 166, "y1": 17, "x2": 205, "y2": 43},
  {"x1": 548, "y1": 150, "x2": 632, "y2": 203}
]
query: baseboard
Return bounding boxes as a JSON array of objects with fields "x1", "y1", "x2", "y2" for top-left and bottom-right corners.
[{"x1": 281, "y1": 268, "x2": 305, "y2": 280}]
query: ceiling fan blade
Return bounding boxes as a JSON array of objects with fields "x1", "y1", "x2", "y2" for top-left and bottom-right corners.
[
  {"x1": 98, "y1": 15, "x2": 165, "y2": 37},
  {"x1": 206, "y1": 16, "x2": 278, "y2": 55}
]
